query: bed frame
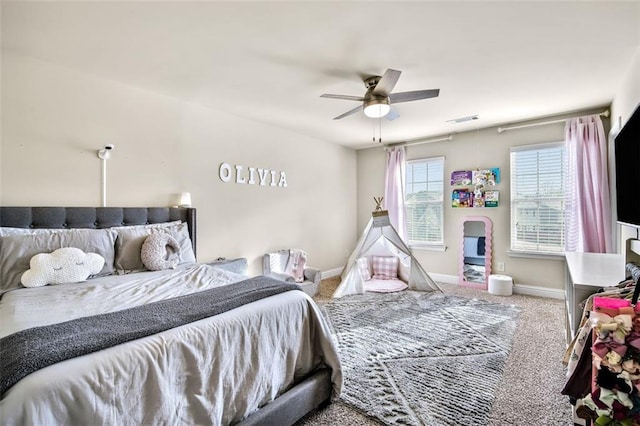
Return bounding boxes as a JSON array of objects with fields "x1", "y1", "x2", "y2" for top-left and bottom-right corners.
[{"x1": 0, "y1": 206, "x2": 332, "y2": 425}]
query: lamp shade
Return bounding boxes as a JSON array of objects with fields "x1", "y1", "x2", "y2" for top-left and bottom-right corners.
[
  {"x1": 179, "y1": 192, "x2": 192, "y2": 207},
  {"x1": 363, "y1": 97, "x2": 391, "y2": 118}
]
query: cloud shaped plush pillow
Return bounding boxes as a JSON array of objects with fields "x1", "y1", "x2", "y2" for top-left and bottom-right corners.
[{"x1": 21, "y1": 247, "x2": 105, "y2": 288}]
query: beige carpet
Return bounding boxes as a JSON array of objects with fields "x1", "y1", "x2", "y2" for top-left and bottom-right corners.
[{"x1": 297, "y1": 277, "x2": 573, "y2": 426}]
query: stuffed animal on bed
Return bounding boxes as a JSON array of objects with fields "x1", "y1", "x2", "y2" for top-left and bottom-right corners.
[
  {"x1": 140, "y1": 232, "x2": 181, "y2": 271},
  {"x1": 21, "y1": 247, "x2": 105, "y2": 288}
]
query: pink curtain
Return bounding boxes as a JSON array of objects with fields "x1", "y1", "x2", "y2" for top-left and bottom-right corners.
[
  {"x1": 384, "y1": 147, "x2": 408, "y2": 241},
  {"x1": 565, "y1": 115, "x2": 613, "y2": 253}
]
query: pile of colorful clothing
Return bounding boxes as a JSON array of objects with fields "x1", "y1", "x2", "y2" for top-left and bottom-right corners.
[{"x1": 563, "y1": 262, "x2": 640, "y2": 426}]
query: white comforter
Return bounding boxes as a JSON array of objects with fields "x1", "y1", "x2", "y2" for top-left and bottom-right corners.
[{"x1": 0, "y1": 264, "x2": 342, "y2": 425}]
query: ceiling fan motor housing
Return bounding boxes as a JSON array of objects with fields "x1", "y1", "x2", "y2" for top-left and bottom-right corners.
[
  {"x1": 364, "y1": 77, "x2": 390, "y2": 107},
  {"x1": 363, "y1": 76, "x2": 391, "y2": 118},
  {"x1": 363, "y1": 94, "x2": 390, "y2": 108},
  {"x1": 364, "y1": 76, "x2": 381, "y2": 89}
]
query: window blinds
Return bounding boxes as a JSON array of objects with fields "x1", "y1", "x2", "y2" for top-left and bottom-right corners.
[
  {"x1": 405, "y1": 157, "x2": 444, "y2": 245},
  {"x1": 510, "y1": 143, "x2": 566, "y2": 253}
]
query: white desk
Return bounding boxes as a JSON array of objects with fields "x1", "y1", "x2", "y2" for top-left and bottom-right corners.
[{"x1": 564, "y1": 252, "x2": 625, "y2": 343}]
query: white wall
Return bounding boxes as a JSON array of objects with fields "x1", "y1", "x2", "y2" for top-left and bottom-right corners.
[
  {"x1": 0, "y1": 53, "x2": 357, "y2": 275},
  {"x1": 357, "y1": 108, "x2": 609, "y2": 291}
]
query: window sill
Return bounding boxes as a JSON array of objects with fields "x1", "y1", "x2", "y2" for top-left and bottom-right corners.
[
  {"x1": 507, "y1": 250, "x2": 565, "y2": 261},
  {"x1": 409, "y1": 244, "x2": 447, "y2": 252}
]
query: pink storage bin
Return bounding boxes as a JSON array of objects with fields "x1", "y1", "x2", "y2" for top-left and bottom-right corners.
[{"x1": 593, "y1": 296, "x2": 631, "y2": 310}]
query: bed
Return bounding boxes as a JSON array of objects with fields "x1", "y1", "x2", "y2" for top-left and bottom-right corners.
[{"x1": 0, "y1": 207, "x2": 341, "y2": 425}]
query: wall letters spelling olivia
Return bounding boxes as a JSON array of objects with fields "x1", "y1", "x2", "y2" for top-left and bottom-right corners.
[{"x1": 218, "y1": 163, "x2": 288, "y2": 188}]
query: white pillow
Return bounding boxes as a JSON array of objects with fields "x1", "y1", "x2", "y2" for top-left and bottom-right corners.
[
  {"x1": 357, "y1": 258, "x2": 371, "y2": 281},
  {"x1": 21, "y1": 247, "x2": 105, "y2": 288}
]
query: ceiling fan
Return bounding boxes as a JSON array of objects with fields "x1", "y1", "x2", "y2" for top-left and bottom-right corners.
[{"x1": 320, "y1": 68, "x2": 439, "y2": 120}]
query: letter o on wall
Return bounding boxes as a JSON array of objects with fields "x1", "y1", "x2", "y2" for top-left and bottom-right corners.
[{"x1": 219, "y1": 163, "x2": 232, "y2": 182}]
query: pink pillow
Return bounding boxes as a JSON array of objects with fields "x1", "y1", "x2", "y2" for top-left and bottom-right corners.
[
  {"x1": 371, "y1": 256, "x2": 399, "y2": 280},
  {"x1": 357, "y1": 258, "x2": 371, "y2": 281}
]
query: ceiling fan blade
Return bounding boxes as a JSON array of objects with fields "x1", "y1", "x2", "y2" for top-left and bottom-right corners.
[
  {"x1": 385, "y1": 108, "x2": 400, "y2": 121},
  {"x1": 333, "y1": 104, "x2": 363, "y2": 120},
  {"x1": 372, "y1": 69, "x2": 402, "y2": 96},
  {"x1": 320, "y1": 94, "x2": 364, "y2": 101},
  {"x1": 390, "y1": 89, "x2": 440, "y2": 104}
]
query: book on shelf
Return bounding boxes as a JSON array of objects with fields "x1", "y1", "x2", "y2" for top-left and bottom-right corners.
[
  {"x1": 485, "y1": 190, "x2": 499, "y2": 207},
  {"x1": 473, "y1": 191, "x2": 485, "y2": 207},
  {"x1": 452, "y1": 189, "x2": 472, "y2": 208},
  {"x1": 451, "y1": 170, "x2": 472, "y2": 186},
  {"x1": 472, "y1": 168, "x2": 500, "y2": 186}
]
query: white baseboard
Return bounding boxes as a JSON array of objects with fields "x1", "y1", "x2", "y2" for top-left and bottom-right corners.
[
  {"x1": 429, "y1": 273, "x2": 458, "y2": 284},
  {"x1": 430, "y1": 273, "x2": 564, "y2": 299},
  {"x1": 322, "y1": 267, "x2": 343, "y2": 279},
  {"x1": 512, "y1": 283, "x2": 564, "y2": 299},
  {"x1": 322, "y1": 270, "x2": 565, "y2": 300}
]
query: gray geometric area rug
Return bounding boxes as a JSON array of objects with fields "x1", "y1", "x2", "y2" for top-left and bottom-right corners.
[{"x1": 322, "y1": 290, "x2": 520, "y2": 426}]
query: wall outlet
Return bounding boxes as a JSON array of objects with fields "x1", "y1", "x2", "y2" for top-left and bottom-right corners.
[{"x1": 497, "y1": 262, "x2": 505, "y2": 272}]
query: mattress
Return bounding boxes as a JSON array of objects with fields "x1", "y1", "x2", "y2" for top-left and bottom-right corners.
[{"x1": 0, "y1": 264, "x2": 342, "y2": 425}]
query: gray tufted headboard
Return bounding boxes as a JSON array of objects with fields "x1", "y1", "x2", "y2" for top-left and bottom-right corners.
[{"x1": 0, "y1": 207, "x2": 197, "y2": 258}]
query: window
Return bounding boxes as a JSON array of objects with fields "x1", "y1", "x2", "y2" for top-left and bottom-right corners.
[
  {"x1": 405, "y1": 157, "x2": 444, "y2": 246},
  {"x1": 510, "y1": 142, "x2": 566, "y2": 254}
]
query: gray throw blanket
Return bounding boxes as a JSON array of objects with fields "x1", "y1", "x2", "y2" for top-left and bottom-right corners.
[{"x1": 0, "y1": 276, "x2": 300, "y2": 396}]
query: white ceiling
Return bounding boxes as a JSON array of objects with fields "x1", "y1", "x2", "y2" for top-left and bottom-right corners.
[{"x1": 2, "y1": 1, "x2": 639, "y2": 149}]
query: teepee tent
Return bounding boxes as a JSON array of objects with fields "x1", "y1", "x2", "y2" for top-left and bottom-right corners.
[{"x1": 333, "y1": 210, "x2": 442, "y2": 298}]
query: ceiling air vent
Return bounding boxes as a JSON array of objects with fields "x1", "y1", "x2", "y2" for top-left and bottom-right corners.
[{"x1": 446, "y1": 115, "x2": 478, "y2": 124}]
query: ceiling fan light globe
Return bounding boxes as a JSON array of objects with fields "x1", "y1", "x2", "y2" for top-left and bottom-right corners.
[{"x1": 364, "y1": 102, "x2": 391, "y2": 118}]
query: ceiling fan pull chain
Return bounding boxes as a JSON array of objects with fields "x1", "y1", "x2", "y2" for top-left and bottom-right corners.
[{"x1": 476, "y1": 128, "x2": 480, "y2": 169}]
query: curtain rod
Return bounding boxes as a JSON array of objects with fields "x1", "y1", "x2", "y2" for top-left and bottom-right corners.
[
  {"x1": 385, "y1": 134, "x2": 454, "y2": 150},
  {"x1": 497, "y1": 110, "x2": 610, "y2": 133}
]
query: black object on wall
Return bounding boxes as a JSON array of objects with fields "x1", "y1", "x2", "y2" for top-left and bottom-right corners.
[{"x1": 615, "y1": 104, "x2": 640, "y2": 229}]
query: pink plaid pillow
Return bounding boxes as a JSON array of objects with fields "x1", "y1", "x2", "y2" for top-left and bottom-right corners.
[
  {"x1": 371, "y1": 256, "x2": 399, "y2": 280},
  {"x1": 357, "y1": 258, "x2": 371, "y2": 281}
]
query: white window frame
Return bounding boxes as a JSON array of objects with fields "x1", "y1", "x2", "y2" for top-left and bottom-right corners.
[
  {"x1": 509, "y1": 142, "x2": 566, "y2": 256},
  {"x1": 404, "y1": 156, "x2": 445, "y2": 249}
]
